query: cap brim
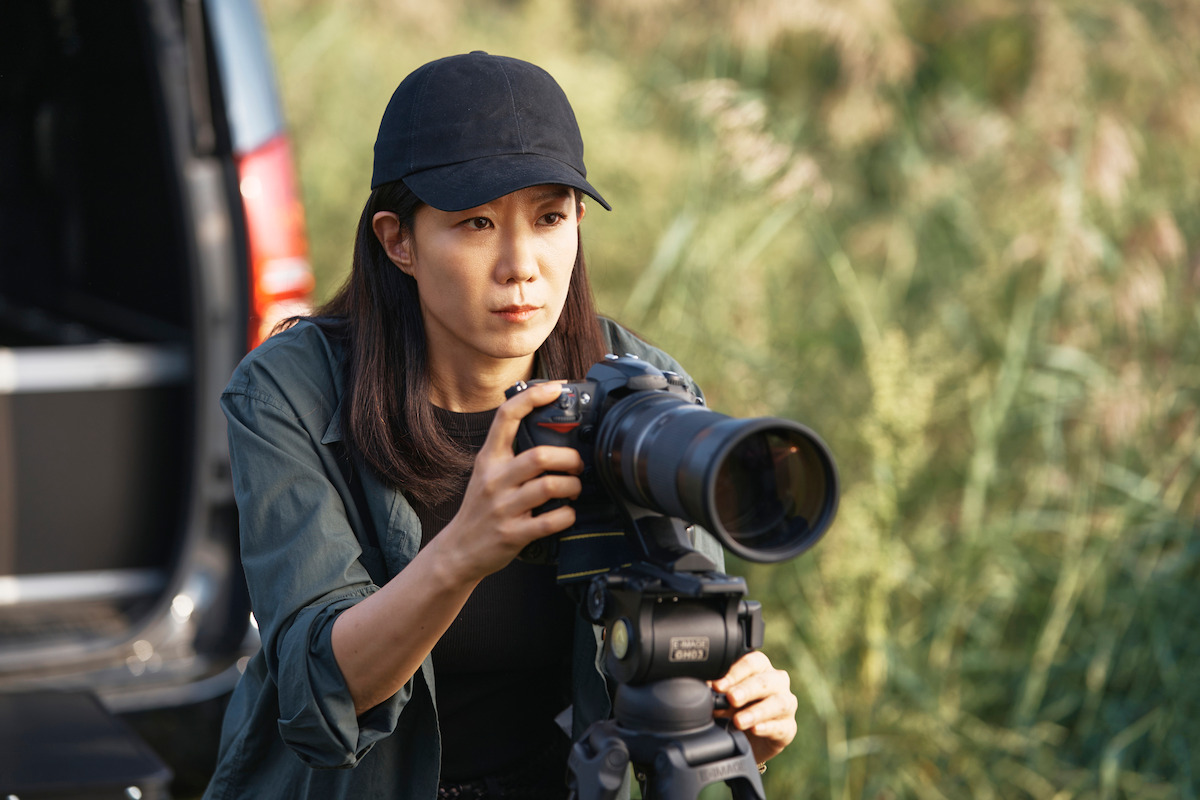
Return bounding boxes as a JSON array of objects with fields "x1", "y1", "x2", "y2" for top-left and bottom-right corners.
[{"x1": 403, "y1": 153, "x2": 611, "y2": 212}]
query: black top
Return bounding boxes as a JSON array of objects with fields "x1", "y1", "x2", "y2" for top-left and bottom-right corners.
[{"x1": 414, "y1": 406, "x2": 576, "y2": 782}]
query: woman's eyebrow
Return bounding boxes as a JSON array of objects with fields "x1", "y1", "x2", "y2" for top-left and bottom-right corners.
[{"x1": 532, "y1": 186, "x2": 574, "y2": 203}]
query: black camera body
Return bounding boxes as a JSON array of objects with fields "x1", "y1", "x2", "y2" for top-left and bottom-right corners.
[
  {"x1": 511, "y1": 353, "x2": 699, "y2": 451},
  {"x1": 507, "y1": 354, "x2": 701, "y2": 578},
  {"x1": 507, "y1": 354, "x2": 839, "y2": 582}
]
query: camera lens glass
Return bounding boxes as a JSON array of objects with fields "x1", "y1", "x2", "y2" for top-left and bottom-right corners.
[{"x1": 713, "y1": 429, "x2": 831, "y2": 555}]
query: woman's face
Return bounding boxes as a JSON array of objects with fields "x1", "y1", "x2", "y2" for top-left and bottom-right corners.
[{"x1": 389, "y1": 185, "x2": 583, "y2": 377}]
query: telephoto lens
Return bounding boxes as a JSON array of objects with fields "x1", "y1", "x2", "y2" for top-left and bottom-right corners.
[{"x1": 594, "y1": 390, "x2": 838, "y2": 563}]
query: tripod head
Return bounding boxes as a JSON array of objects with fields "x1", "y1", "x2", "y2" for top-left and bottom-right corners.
[
  {"x1": 581, "y1": 519, "x2": 763, "y2": 687},
  {"x1": 567, "y1": 516, "x2": 771, "y2": 800}
]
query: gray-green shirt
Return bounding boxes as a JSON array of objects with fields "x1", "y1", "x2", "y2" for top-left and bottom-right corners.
[{"x1": 204, "y1": 318, "x2": 723, "y2": 800}]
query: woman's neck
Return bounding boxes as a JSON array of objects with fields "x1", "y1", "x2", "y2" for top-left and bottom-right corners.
[{"x1": 427, "y1": 354, "x2": 536, "y2": 412}]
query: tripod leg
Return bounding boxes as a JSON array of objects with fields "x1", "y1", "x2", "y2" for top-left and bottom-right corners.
[
  {"x1": 567, "y1": 721, "x2": 631, "y2": 800},
  {"x1": 727, "y1": 774, "x2": 768, "y2": 800},
  {"x1": 639, "y1": 728, "x2": 766, "y2": 800}
]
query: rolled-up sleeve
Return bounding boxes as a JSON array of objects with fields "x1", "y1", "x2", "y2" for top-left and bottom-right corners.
[
  {"x1": 221, "y1": 345, "x2": 411, "y2": 768},
  {"x1": 275, "y1": 593, "x2": 407, "y2": 766}
]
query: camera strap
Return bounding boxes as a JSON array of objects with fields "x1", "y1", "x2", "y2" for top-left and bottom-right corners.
[{"x1": 554, "y1": 529, "x2": 640, "y2": 584}]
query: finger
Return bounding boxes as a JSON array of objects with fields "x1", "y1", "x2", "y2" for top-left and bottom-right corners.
[
  {"x1": 506, "y1": 473, "x2": 583, "y2": 517},
  {"x1": 513, "y1": 503, "x2": 577, "y2": 541},
  {"x1": 480, "y1": 447, "x2": 583, "y2": 505},
  {"x1": 751, "y1": 717, "x2": 798, "y2": 743},
  {"x1": 466, "y1": 445, "x2": 583, "y2": 529},
  {"x1": 731, "y1": 689, "x2": 798, "y2": 732},
  {"x1": 745, "y1": 717, "x2": 798, "y2": 743},
  {"x1": 711, "y1": 650, "x2": 774, "y2": 694},
  {"x1": 481, "y1": 382, "x2": 565, "y2": 457},
  {"x1": 744, "y1": 718, "x2": 798, "y2": 763},
  {"x1": 512, "y1": 444, "x2": 584, "y2": 478},
  {"x1": 724, "y1": 668, "x2": 790, "y2": 711},
  {"x1": 489, "y1": 494, "x2": 579, "y2": 555}
]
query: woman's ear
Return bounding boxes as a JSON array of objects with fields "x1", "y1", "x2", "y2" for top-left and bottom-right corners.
[
  {"x1": 577, "y1": 200, "x2": 586, "y2": 225},
  {"x1": 372, "y1": 211, "x2": 414, "y2": 273}
]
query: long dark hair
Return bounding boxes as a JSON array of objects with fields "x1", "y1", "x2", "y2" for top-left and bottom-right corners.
[{"x1": 312, "y1": 179, "x2": 608, "y2": 506}]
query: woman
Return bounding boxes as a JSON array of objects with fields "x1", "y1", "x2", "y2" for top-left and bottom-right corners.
[{"x1": 205, "y1": 52, "x2": 798, "y2": 799}]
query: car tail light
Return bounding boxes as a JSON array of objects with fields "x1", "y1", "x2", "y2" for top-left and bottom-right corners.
[{"x1": 236, "y1": 135, "x2": 315, "y2": 349}]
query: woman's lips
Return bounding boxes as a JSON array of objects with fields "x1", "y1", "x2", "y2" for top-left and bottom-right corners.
[{"x1": 493, "y1": 305, "x2": 540, "y2": 322}]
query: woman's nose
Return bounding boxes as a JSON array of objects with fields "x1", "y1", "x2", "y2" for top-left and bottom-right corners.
[{"x1": 495, "y1": 229, "x2": 538, "y2": 283}]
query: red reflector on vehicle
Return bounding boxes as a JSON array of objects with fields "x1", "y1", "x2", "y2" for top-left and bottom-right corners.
[{"x1": 236, "y1": 135, "x2": 314, "y2": 349}]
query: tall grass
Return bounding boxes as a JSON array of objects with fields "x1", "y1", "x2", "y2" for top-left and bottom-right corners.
[{"x1": 261, "y1": 1, "x2": 1200, "y2": 796}]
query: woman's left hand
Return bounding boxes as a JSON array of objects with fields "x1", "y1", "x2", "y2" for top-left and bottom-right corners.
[{"x1": 710, "y1": 650, "x2": 798, "y2": 764}]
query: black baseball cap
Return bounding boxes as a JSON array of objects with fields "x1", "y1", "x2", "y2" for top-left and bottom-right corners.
[{"x1": 371, "y1": 51, "x2": 611, "y2": 212}]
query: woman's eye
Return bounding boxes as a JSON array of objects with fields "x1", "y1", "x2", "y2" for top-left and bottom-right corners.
[
  {"x1": 541, "y1": 212, "x2": 566, "y2": 225},
  {"x1": 465, "y1": 217, "x2": 491, "y2": 230}
]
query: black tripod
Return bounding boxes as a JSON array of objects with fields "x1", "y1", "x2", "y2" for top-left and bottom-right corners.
[{"x1": 564, "y1": 542, "x2": 769, "y2": 800}]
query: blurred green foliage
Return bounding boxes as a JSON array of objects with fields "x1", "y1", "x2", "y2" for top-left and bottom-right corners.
[{"x1": 260, "y1": 0, "x2": 1200, "y2": 797}]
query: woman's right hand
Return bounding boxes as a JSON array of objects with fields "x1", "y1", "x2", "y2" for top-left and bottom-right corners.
[
  {"x1": 332, "y1": 381, "x2": 582, "y2": 713},
  {"x1": 436, "y1": 381, "x2": 584, "y2": 583}
]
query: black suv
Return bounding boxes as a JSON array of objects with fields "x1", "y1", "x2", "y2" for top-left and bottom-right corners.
[{"x1": 0, "y1": 0, "x2": 312, "y2": 795}]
